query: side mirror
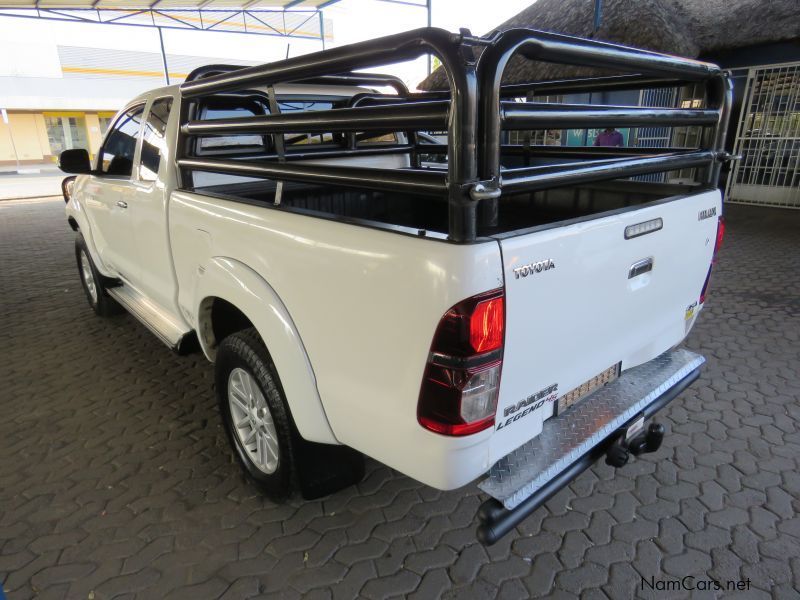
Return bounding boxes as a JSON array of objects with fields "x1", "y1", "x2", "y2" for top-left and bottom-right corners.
[{"x1": 58, "y1": 149, "x2": 92, "y2": 174}]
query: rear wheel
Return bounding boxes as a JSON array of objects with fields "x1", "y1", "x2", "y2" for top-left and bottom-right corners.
[
  {"x1": 216, "y1": 328, "x2": 297, "y2": 499},
  {"x1": 227, "y1": 366, "x2": 281, "y2": 476},
  {"x1": 75, "y1": 235, "x2": 121, "y2": 317},
  {"x1": 216, "y1": 327, "x2": 365, "y2": 501}
]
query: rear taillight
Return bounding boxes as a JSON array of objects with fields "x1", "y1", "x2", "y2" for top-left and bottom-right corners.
[
  {"x1": 417, "y1": 289, "x2": 505, "y2": 436},
  {"x1": 700, "y1": 215, "x2": 724, "y2": 304}
]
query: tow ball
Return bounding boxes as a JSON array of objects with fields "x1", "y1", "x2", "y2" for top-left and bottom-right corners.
[{"x1": 605, "y1": 422, "x2": 665, "y2": 468}]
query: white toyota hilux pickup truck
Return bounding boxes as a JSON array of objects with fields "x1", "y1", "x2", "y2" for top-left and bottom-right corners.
[{"x1": 62, "y1": 27, "x2": 732, "y2": 544}]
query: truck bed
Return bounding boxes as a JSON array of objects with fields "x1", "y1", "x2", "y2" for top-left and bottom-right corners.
[{"x1": 195, "y1": 177, "x2": 700, "y2": 239}]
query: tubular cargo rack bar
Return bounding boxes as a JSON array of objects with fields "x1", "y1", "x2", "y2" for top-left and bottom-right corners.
[{"x1": 176, "y1": 26, "x2": 733, "y2": 243}]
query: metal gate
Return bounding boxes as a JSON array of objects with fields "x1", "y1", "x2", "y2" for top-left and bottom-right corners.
[
  {"x1": 632, "y1": 88, "x2": 678, "y2": 182},
  {"x1": 726, "y1": 62, "x2": 800, "y2": 208}
]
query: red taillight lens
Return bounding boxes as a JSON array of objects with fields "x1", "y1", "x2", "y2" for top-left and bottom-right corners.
[
  {"x1": 700, "y1": 215, "x2": 724, "y2": 304},
  {"x1": 470, "y1": 297, "x2": 504, "y2": 353},
  {"x1": 699, "y1": 267, "x2": 713, "y2": 305},
  {"x1": 714, "y1": 216, "x2": 725, "y2": 255},
  {"x1": 417, "y1": 289, "x2": 505, "y2": 437}
]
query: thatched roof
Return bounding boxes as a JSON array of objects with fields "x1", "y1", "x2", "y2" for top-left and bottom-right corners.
[{"x1": 418, "y1": 0, "x2": 800, "y2": 90}]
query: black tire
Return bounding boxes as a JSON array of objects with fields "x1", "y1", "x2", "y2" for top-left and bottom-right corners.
[
  {"x1": 216, "y1": 328, "x2": 298, "y2": 500},
  {"x1": 75, "y1": 235, "x2": 122, "y2": 317}
]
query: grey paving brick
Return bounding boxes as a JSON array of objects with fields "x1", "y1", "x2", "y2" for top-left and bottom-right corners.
[
  {"x1": 478, "y1": 554, "x2": 531, "y2": 586},
  {"x1": 331, "y1": 560, "x2": 376, "y2": 600},
  {"x1": 557, "y1": 531, "x2": 592, "y2": 569},
  {"x1": 443, "y1": 579, "x2": 498, "y2": 600},
  {"x1": 554, "y1": 562, "x2": 608, "y2": 595},
  {"x1": 522, "y1": 552, "x2": 561, "y2": 598},
  {"x1": 30, "y1": 562, "x2": 96, "y2": 589},
  {"x1": 287, "y1": 562, "x2": 347, "y2": 594},
  {"x1": 121, "y1": 536, "x2": 174, "y2": 574},
  {"x1": 360, "y1": 569, "x2": 421, "y2": 600},
  {"x1": 94, "y1": 567, "x2": 161, "y2": 597},
  {"x1": 219, "y1": 577, "x2": 259, "y2": 600},
  {"x1": 333, "y1": 538, "x2": 388, "y2": 565},
  {"x1": 662, "y1": 549, "x2": 713, "y2": 578},
  {"x1": 407, "y1": 568, "x2": 451, "y2": 600},
  {"x1": 448, "y1": 543, "x2": 489, "y2": 584},
  {"x1": 403, "y1": 546, "x2": 457, "y2": 576},
  {"x1": 584, "y1": 540, "x2": 635, "y2": 567},
  {"x1": 496, "y1": 577, "x2": 531, "y2": 600},
  {"x1": 164, "y1": 577, "x2": 230, "y2": 600},
  {"x1": 683, "y1": 524, "x2": 732, "y2": 554}
]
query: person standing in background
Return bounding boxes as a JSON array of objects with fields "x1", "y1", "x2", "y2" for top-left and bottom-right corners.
[{"x1": 594, "y1": 127, "x2": 624, "y2": 147}]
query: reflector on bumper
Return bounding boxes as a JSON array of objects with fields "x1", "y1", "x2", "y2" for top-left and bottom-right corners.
[{"x1": 555, "y1": 362, "x2": 621, "y2": 415}]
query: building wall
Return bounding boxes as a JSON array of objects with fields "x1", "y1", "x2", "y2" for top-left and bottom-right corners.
[
  {"x1": 0, "y1": 113, "x2": 47, "y2": 163},
  {"x1": 0, "y1": 110, "x2": 116, "y2": 165},
  {"x1": 85, "y1": 113, "x2": 104, "y2": 156},
  {"x1": 33, "y1": 114, "x2": 50, "y2": 157}
]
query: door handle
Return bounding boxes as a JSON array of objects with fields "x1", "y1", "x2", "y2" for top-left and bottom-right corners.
[
  {"x1": 116, "y1": 200, "x2": 128, "y2": 209},
  {"x1": 628, "y1": 257, "x2": 653, "y2": 279}
]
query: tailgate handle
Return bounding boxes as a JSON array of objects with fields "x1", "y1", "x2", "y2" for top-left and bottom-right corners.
[{"x1": 629, "y1": 257, "x2": 653, "y2": 279}]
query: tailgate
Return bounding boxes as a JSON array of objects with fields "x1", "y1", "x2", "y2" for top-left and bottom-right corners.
[{"x1": 490, "y1": 189, "x2": 721, "y2": 461}]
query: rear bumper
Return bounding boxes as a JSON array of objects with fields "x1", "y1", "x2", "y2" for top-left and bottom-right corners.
[{"x1": 476, "y1": 348, "x2": 704, "y2": 545}]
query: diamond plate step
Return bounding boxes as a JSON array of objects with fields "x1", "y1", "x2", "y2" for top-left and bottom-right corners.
[{"x1": 479, "y1": 348, "x2": 705, "y2": 510}]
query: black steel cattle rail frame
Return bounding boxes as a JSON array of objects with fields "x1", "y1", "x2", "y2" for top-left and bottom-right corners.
[{"x1": 176, "y1": 26, "x2": 733, "y2": 243}]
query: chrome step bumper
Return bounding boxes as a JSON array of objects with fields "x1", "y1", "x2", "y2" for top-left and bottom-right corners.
[{"x1": 476, "y1": 348, "x2": 705, "y2": 544}]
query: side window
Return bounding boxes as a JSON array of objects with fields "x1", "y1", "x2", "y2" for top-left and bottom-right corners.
[
  {"x1": 140, "y1": 97, "x2": 173, "y2": 182},
  {"x1": 279, "y1": 100, "x2": 341, "y2": 147},
  {"x1": 99, "y1": 106, "x2": 144, "y2": 177},
  {"x1": 197, "y1": 102, "x2": 267, "y2": 155}
]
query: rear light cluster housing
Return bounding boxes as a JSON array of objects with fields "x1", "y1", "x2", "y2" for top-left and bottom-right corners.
[
  {"x1": 699, "y1": 215, "x2": 725, "y2": 304},
  {"x1": 417, "y1": 289, "x2": 505, "y2": 436}
]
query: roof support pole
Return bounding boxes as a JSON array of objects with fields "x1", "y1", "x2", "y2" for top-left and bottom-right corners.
[
  {"x1": 318, "y1": 10, "x2": 325, "y2": 50},
  {"x1": 426, "y1": 0, "x2": 432, "y2": 74},
  {"x1": 593, "y1": 0, "x2": 603, "y2": 33},
  {"x1": 157, "y1": 26, "x2": 170, "y2": 85}
]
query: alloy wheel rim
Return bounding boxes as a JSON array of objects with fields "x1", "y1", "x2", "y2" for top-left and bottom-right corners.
[
  {"x1": 80, "y1": 252, "x2": 98, "y2": 304},
  {"x1": 227, "y1": 367, "x2": 279, "y2": 474}
]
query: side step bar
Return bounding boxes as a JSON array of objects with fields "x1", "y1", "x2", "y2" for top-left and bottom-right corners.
[
  {"x1": 107, "y1": 285, "x2": 194, "y2": 352},
  {"x1": 476, "y1": 349, "x2": 704, "y2": 545}
]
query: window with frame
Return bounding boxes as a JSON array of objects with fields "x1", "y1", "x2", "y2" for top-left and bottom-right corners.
[
  {"x1": 99, "y1": 106, "x2": 144, "y2": 177},
  {"x1": 140, "y1": 98, "x2": 173, "y2": 182},
  {"x1": 197, "y1": 98, "x2": 268, "y2": 155}
]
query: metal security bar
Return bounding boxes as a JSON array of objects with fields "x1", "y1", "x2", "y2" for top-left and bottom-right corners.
[
  {"x1": 726, "y1": 62, "x2": 800, "y2": 209},
  {"x1": 634, "y1": 87, "x2": 679, "y2": 183},
  {"x1": 183, "y1": 101, "x2": 449, "y2": 135},
  {"x1": 501, "y1": 102, "x2": 718, "y2": 129},
  {"x1": 176, "y1": 26, "x2": 733, "y2": 242}
]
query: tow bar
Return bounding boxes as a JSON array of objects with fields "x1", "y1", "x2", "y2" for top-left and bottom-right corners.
[{"x1": 605, "y1": 421, "x2": 665, "y2": 468}]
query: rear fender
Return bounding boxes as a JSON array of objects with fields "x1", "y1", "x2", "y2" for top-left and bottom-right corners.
[{"x1": 196, "y1": 256, "x2": 337, "y2": 445}]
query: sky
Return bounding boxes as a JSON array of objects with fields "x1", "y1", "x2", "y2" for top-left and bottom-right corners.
[{"x1": 324, "y1": 0, "x2": 534, "y2": 87}]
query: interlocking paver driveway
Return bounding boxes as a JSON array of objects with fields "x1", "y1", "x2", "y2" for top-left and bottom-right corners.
[{"x1": 1, "y1": 198, "x2": 798, "y2": 599}]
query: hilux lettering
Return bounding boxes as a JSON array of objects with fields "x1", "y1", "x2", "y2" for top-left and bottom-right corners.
[{"x1": 698, "y1": 206, "x2": 717, "y2": 221}]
